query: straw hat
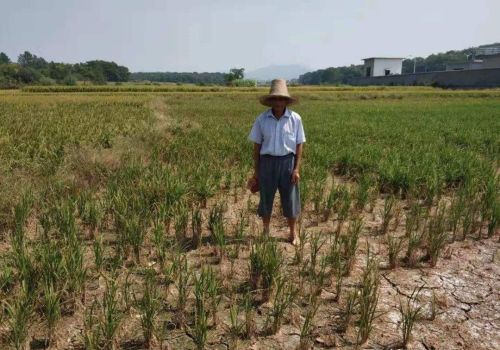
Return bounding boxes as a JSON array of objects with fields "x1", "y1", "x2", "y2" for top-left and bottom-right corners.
[{"x1": 259, "y1": 79, "x2": 298, "y2": 106}]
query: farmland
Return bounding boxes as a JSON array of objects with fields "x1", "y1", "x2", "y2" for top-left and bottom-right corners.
[{"x1": 0, "y1": 86, "x2": 499, "y2": 349}]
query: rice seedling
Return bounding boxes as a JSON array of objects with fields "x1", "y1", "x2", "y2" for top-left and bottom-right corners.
[
  {"x1": 4, "y1": 284, "x2": 33, "y2": 350},
  {"x1": 249, "y1": 235, "x2": 283, "y2": 301},
  {"x1": 192, "y1": 269, "x2": 210, "y2": 350},
  {"x1": 379, "y1": 195, "x2": 395, "y2": 235},
  {"x1": 243, "y1": 291, "x2": 256, "y2": 338},
  {"x1": 322, "y1": 183, "x2": 337, "y2": 221},
  {"x1": 174, "y1": 201, "x2": 189, "y2": 245},
  {"x1": 227, "y1": 302, "x2": 244, "y2": 350},
  {"x1": 203, "y1": 266, "x2": 222, "y2": 326},
  {"x1": 191, "y1": 204, "x2": 203, "y2": 249},
  {"x1": 175, "y1": 254, "x2": 190, "y2": 327},
  {"x1": 327, "y1": 238, "x2": 343, "y2": 301},
  {"x1": 356, "y1": 248, "x2": 380, "y2": 345},
  {"x1": 77, "y1": 193, "x2": 103, "y2": 239},
  {"x1": 387, "y1": 234, "x2": 404, "y2": 269},
  {"x1": 336, "y1": 187, "x2": 351, "y2": 236},
  {"x1": 43, "y1": 285, "x2": 61, "y2": 346},
  {"x1": 0, "y1": 266, "x2": 15, "y2": 294},
  {"x1": 311, "y1": 176, "x2": 327, "y2": 216},
  {"x1": 209, "y1": 202, "x2": 226, "y2": 260},
  {"x1": 299, "y1": 293, "x2": 320, "y2": 350},
  {"x1": 133, "y1": 268, "x2": 161, "y2": 348},
  {"x1": 93, "y1": 233, "x2": 105, "y2": 272},
  {"x1": 232, "y1": 210, "x2": 248, "y2": 258},
  {"x1": 448, "y1": 193, "x2": 465, "y2": 241},
  {"x1": 82, "y1": 300, "x2": 101, "y2": 350},
  {"x1": 339, "y1": 288, "x2": 358, "y2": 333},
  {"x1": 426, "y1": 204, "x2": 448, "y2": 267},
  {"x1": 354, "y1": 174, "x2": 372, "y2": 212},
  {"x1": 126, "y1": 214, "x2": 145, "y2": 264},
  {"x1": 398, "y1": 285, "x2": 424, "y2": 347},
  {"x1": 100, "y1": 276, "x2": 122, "y2": 350},
  {"x1": 309, "y1": 231, "x2": 326, "y2": 278},
  {"x1": 341, "y1": 218, "x2": 362, "y2": 276},
  {"x1": 293, "y1": 225, "x2": 308, "y2": 265},
  {"x1": 11, "y1": 191, "x2": 33, "y2": 249},
  {"x1": 266, "y1": 275, "x2": 298, "y2": 335},
  {"x1": 63, "y1": 237, "x2": 87, "y2": 307}
]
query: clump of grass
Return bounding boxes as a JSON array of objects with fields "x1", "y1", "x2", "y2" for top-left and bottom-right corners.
[
  {"x1": 299, "y1": 293, "x2": 320, "y2": 350},
  {"x1": 336, "y1": 186, "x2": 351, "y2": 237},
  {"x1": 174, "y1": 201, "x2": 189, "y2": 245},
  {"x1": 175, "y1": 255, "x2": 190, "y2": 328},
  {"x1": 339, "y1": 288, "x2": 358, "y2": 333},
  {"x1": 293, "y1": 225, "x2": 307, "y2": 265},
  {"x1": 327, "y1": 238, "x2": 343, "y2": 301},
  {"x1": 100, "y1": 276, "x2": 122, "y2": 350},
  {"x1": 399, "y1": 285, "x2": 424, "y2": 347},
  {"x1": 243, "y1": 290, "x2": 256, "y2": 339},
  {"x1": 192, "y1": 269, "x2": 209, "y2": 350},
  {"x1": 209, "y1": 202, "x2": 226, "y2": 261},
  {"x1": 379, "y1": 195, "x2": 395, "y2": 235},
  {"x1": 4, "y1": 285, "x2": 33, "y2": 350},
  {"x1": 93, "y1": 233, "x2": 105, "y2": 272},
  {"x1": 356, "y1": 248, "x2": 380, "y2": 345},
  {"x1": 43, "y1": 285, "x2": 61, "y2": 346},
  {"x1": 227, "y1": 302, "x2": 244, "y2": 350},
  {"x1": 249, "y1": 236, "x2": 283, "y2": 302},
  {"x1": 426, "y1": 204, "x2": 448, "y2": 267},
  {"x1": 191, "y1": 205, "x2": 203, "y2": 249},
  {"x1": 133, "y1": 268, "x2": 161, "y2": 348},
  {"x1": 82, "y1": 301, "x2": 101, "y2": 350},
  {"x1": 387, "y1": 234, "x2": 404, "y2": 269},
  {"x1": 266, "y1": 275, "x2": 298, "y2": 335},
  {"x1": 406, "y1": 226, "x2": 424, "y2": 268},
  {"x1": 354, "y1": 174, "x2": 372, "y2": 212},
  {"x1": 341, "y1": 218, "x2": 362, "y2": 276}
]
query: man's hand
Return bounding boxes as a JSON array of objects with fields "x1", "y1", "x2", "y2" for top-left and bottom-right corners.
[
  {"x1": 247, "y1": 173, "x2": 259, "y2": 190},
  {"x1": 291, "y1": 169, "x2": 300, "y2": 184}
]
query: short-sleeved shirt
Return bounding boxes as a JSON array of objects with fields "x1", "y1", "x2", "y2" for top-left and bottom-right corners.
[{"x1": 248, "y1": 107, "x2": 306, "y2": 156}]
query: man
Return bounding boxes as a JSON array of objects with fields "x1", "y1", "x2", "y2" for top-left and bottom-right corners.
[{"x1": 247, "y1": 79, "x2": 306, "y2": 245}]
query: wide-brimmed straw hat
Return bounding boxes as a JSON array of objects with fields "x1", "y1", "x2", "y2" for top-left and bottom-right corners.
[{"x1": 259, "y1": 79, "x2": 298, "y2": 106}]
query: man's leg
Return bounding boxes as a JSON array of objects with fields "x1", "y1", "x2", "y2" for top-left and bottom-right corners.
[
  {"x1": 262, "y1": 216, "x2": 271, "y2": 234},
  {"x1": 278, "y1": 155, "x2": 301, "y2": 244},
  {"x1": 258, "y1": 156, "x2": 277, "y2": 235}
]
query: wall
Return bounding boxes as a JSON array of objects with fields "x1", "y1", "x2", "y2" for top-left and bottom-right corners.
[
  {"x1": 373, "y1": 58, "x2": 403, "y2": 76},
  {"x1": 349, "y1": 68, "x2": 500, "y2": 88}
]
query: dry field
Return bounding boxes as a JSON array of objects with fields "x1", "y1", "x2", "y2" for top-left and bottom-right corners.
[{"x1": 0, "y1": 86, "x2": 498, "y2": 349}]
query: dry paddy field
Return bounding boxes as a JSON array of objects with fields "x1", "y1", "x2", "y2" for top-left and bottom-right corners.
[{"x1": 0, "y1": 86, "x2": 499, "y2": 350}]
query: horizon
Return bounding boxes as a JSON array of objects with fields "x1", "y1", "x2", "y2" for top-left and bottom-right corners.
[{"x1": 1, "y1": 0, "x2": 499, "y2": 73}]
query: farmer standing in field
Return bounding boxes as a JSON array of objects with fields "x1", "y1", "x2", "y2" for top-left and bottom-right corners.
[{"x1": 247, "y1": 79, "x2": 306, "y2": 245}]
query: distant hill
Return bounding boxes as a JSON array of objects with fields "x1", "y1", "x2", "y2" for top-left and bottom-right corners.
[
  {"x1": 299, "y1": 42, "x2": 500, "y2": 85},
  {"x1": 245, "y1": 64, "x2": 310, "y2": 81}
]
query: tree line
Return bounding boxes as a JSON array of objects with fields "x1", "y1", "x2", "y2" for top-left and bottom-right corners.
[
  {"x1": 0, "y1": 51, "x2": 130, "y2": 88},
  {"x1": 299, "y1": 42, "x2": 500, "y2": 84}
]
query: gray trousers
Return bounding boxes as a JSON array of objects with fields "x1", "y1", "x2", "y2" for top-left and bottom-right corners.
[{"x1": 257, "y1": 153, "x2": 301, "y2": 218}]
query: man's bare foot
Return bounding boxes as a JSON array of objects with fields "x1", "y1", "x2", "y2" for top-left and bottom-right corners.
[{"x1": 289, "y1": 234, "x2": 300, "y2": 246}]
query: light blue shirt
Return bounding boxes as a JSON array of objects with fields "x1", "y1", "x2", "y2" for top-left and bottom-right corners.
[{"x1": 248, "y1": 107, "x2": 306, "y2": 156}]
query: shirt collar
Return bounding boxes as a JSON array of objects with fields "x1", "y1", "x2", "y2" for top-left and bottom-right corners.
[{"x1": 267, "y1": 107, "x2": 291, "y2": 119}]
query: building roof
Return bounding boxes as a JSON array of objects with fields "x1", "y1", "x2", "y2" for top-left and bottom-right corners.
[{"x1": 362, "y1": 57, "x2": 405, "y2": 61}]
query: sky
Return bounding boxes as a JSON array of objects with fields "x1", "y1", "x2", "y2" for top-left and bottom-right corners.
[{"x1": 1, "y1": 0, "x2": 499, "y2": 72}]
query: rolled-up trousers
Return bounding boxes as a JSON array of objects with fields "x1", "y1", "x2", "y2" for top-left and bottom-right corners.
[{"x1": 257, "y1": 153, "x2": 301, "y2": 218}]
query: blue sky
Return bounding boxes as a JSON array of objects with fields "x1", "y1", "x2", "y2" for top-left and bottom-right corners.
[{"x1": 1, "y1": 0, "x2": 499, "y2": 72}]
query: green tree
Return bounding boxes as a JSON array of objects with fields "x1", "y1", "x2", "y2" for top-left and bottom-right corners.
[
  {"x1": 225, "y1": 68, "x2": 245, "y2": 85},
  {"x1": 0, "y1": 52, "x2": 10, "y2": 64}
]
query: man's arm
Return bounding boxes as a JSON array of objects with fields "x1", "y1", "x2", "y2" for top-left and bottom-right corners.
[{"x1": 293, "y1": 143, "x2": 303, "y2": 172}]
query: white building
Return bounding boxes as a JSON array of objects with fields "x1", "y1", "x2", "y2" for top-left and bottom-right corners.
[{"x1": 363, "y1": 57, "x2": 404, "y2": 77}]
